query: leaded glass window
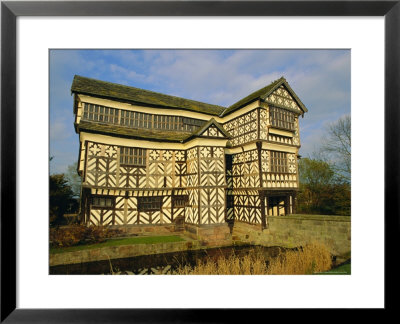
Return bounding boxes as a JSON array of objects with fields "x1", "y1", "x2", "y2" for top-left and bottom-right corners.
[
  {"x1": 120, "y1": 147, "x2": 147, "y2": 166},
  {"x1": 92, "y1": 196, "x2": 114, "y2": 208},
  {"x1": 138, "y1": 196, "x2": 163, "y2": 212},
  {"x1": 270, "y1": 151, "x2": 288, "y2": 173},
  {"x1": 270, "y1": 107, "x2": 295, "y2": 131}
]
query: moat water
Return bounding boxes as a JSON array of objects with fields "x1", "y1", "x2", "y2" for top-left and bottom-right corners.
[{"x1": 49, "y1": 245, "x2": 287, "y2": 275}]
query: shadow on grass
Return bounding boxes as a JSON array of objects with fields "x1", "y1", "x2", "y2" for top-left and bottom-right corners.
[{"x1": 317, "y1": 258, "x2": 351, "y2": 275}]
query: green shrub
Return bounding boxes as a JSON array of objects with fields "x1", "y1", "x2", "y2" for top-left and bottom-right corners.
[{"x1": 49, "y1": 225, "x2": 122, "y2": 248}]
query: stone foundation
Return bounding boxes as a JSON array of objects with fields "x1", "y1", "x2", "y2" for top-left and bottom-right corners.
[
  {"x1": 232, "y1": 214, "x2": 351, "y2": 256},
  {"x1": 184, "y1": 223, "x2": 232, "y2": 246},
  {"x1": 110, "y1": 224, "x2": 183, "y2": 236},
  {"x1": 50, "y1": 239, "x2": 201, "y2": 267}
]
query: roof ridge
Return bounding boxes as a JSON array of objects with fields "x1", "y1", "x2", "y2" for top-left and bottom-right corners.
[
  {"x1": 72, "y1": 75, "x2": 226, "y2": 111},
  {"x1": 72, "y1": 75, "x2": 306, "y2": 117},
  {"x1": 220, "y1": 77, "x2": 285, "y2": 117}
]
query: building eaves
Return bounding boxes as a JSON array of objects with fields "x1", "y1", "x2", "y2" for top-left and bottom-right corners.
[{"x1": 77, "y1": 121, "x2": 192, "y2": 142}]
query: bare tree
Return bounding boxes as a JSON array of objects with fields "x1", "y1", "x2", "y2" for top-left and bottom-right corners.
[{"x1": 321, "y1": 115, "x2": 351, "y2": 182}]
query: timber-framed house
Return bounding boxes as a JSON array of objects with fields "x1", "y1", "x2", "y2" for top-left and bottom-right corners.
[{"x1": 72, "y1": 75, "x2": 307, "y2": 239}]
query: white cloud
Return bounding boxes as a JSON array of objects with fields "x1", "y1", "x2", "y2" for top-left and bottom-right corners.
[{"x1": 49, "y1": 49, "x2": 351, "y2": 170}]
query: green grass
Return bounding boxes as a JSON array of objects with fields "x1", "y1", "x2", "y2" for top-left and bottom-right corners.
[
  {"x1": 317, "y1": 263, "x2": 351, "y2": 275},
  {"x1": 50, "y1": 235, "x2": 185, "y2": 254}
]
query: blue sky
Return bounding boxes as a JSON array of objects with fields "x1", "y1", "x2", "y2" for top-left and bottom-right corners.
[{"x1": 50, "y1": 49, "x2": 350, "y2": 174}]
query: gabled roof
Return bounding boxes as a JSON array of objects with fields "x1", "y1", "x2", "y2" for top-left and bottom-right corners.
[
  {"x1": 220, "y1": 77, "x2": 308, "y2": 116},
  {"x1": 193, "y1": 118, "x2": 230, "y2": 138},
  {"x1": 183, "y1": 118, "x2": 230, "y2": 142},
  {"x1": 77, "y1": 118, "x2": 230, "y2": 144},
  {"x1": 72, "y1": 75, "x2": 307, "y2": 119},
  {"x1": 71, "y1": 75, "x2": 225, "y2": 116}
]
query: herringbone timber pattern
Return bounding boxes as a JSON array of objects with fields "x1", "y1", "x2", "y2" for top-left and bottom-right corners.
[
  {"x1": 233, "y1": 193, "x2": 262, "y2": 224},
  {"x1": 114, "y1": 196, "x2": 125, "y2": 225},
  {"x1": 89, "y1": 209, "x2": 101, "y2": 226},
  {"x1": 139, "y1": 211, "x2": 150, "y2": 224},
  {"x1": 174, "y1": 206, "x2": 185, "y2": 220},
  {"x1": 162, "y1": 196, "x2": 172, "y2": 223},
  {"x1": 127, "y1": 197, "x2": 138, "y2": 224},
  {"x1": 174, "y1": 162, "x2": 186, "y2": 188}
]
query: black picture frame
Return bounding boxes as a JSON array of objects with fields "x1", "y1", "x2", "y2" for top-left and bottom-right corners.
[{"x1": 1, "y1": 0, "x2": 398, "y2": 322}]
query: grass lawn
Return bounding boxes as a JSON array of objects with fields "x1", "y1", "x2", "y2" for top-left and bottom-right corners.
[
  {"x1": 50, "y1": 235, "x2": 185, "y2": 254},
  {"x1": 317, "y1": 263, "x2": 351, "y2": 275}
]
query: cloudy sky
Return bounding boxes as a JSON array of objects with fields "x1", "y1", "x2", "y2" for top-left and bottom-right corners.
[{"x1": 50, "y1": 49, "x2": 350, "y2": 174}]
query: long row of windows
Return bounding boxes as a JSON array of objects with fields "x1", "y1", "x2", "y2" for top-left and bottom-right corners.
[
  {"x1": 83, "y1": 104, "x2": 119, "y2": 124},
  {"x1": 82, "y1": 103, "x2": 205, "y2": 132},
  {"x1": 270, "y1": 106, "x2": 295, "y2": 131},
  {"x1": 114, "y1": 145, "x2": 292, "y2": 171}
]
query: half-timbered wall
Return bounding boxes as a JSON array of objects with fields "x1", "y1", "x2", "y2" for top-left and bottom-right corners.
[
  {"x1": 264, "y1": 85, "x2": 303, "y2": 114},
  {"x1": 259, "y1": 108, "x2": 269, "y2": 140},
  {"x1": 229, "y1": 148, "x2": 262, "y2": 224},
  {"x1": 234, "y1": 191, "x2": 262, "y2": 224},
  {"x1": 85, "y1": 141, "x2": 187, "y2": 190},
  {"x1": 84, "y1": 141, "x2": 189, "y2": 226},
  {"x1": 199, "y1": 125, "x2": 225, "y2": 138},
  {"x1": 87, "y1": 192, "x2": 179, "y2": 226},
  {"x1": 260, "y1": 150, "x2": 298, "y2": 189},
  {"x1": 223, "y1": 109, "x2": 258, "y2": 147},
  {"x1": 184, "y1": 146, "x2": 226, "y2": 225},
  {"x1": 185, "y1": 147, "x2": 199, "y2": 225},
  {"x1": 232, "y1": 149, "x2": 260, "y2": 189},
  {"x1": 259, "y1": 106, "x2": 300, "y2": 146},
  {"x1": 225, "y1": 155, "x2": 234, "y2": 222},
  {"x1": 198, "y1": 146, "x2": 226, "y2": 225}
]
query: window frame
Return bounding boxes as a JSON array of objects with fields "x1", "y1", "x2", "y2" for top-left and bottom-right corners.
[
  {"x1": 82, "y1": 103, "x2": 119, "y2": 124},
  {"x1": 137, "y1": 196, "x2": 163, "y2": 212},
  {"x1": 269, "y1": 106, "x2": 295, "y2": 131},
  {"x1": 119, "y1": 147, "x2": 147, "y2": 167},
  {"x1": 172, "y1": 195, "x2": 189, "y2": 208},
  {"x1": 82, "y1": 102, "x2": 205, "y2": 132},
  {"x1": 91, "y1": 196, "x2": 115, "y2": 208},
  {"x1": 270, "y1": 150, "x2": 289, "y2": 173}
]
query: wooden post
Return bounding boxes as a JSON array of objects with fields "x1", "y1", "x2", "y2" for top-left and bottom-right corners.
[
  {"x1": 284, "y1": 195, "x2": 290, "y2": 215},
  {"x1": 292, "y1": 192, "x2": 297, "y2": 214},
  {"x1": 256, "y1": 142, "x2": 266, "y2": 229}
]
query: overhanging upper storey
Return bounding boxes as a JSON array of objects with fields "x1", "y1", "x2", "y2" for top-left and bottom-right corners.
[{"x1": 71, "y1": 75, "x2": 307, "y2": 147}]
